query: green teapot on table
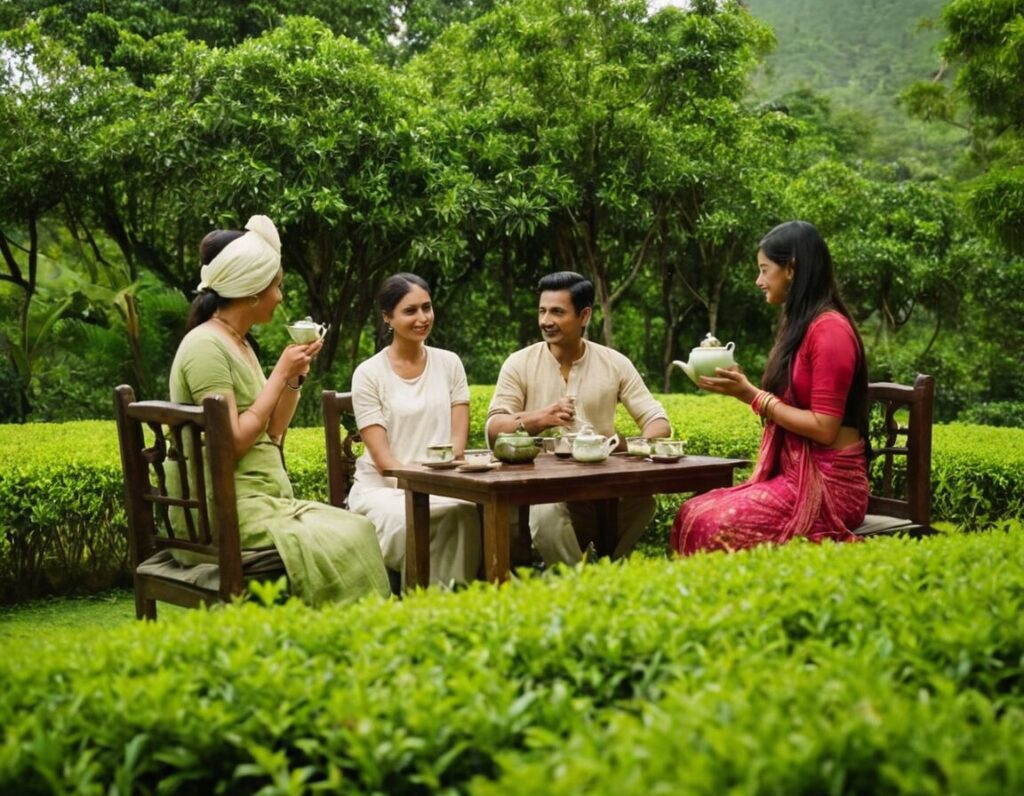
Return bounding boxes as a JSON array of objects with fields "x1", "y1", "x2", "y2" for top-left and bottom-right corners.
[
  {"x1": 672, "y1": 333, "x2": 736, "y2": 385},
  {"x1": 493, "y1": 424, "x2": 541, "y2": 464}
]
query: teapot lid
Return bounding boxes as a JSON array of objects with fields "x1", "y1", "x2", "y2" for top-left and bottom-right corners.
[
  {"x1": 498, "y1": 424, "x2": 533, "y2": 443},
  {"x1": 699, "y1": 332, "x2": 723, "y2": 348},
  {"x1": 575, "y1": 423, "x2": 602, "y2": 441},
  {"x1": 291, "y1": 316, "x2": 319, "y2": 327}
]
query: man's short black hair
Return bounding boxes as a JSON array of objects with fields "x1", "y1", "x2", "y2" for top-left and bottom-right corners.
[{"x1": 537, "y1": 271, "x2": 594, "y2": 316}]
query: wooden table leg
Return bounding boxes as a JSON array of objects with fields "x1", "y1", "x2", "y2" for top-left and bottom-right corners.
[
  {"x1": 482, "y1": 498, "x2": 511, "y2": 583},
  {"x1": 405, "y1": 490, "x2": 431, "y2": 589},
  {"x1": 595, "y1": 498, "x2": 619, "y2": 558}
]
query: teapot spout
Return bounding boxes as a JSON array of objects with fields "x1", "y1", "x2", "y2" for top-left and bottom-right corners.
[{"x1": 670, "y1": 359, "x2": 697, "y2": 385}]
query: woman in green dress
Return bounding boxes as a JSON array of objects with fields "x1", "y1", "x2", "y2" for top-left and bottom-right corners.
[{"x1": 169, "y1": 214, "x2": 390, "y2": 606}]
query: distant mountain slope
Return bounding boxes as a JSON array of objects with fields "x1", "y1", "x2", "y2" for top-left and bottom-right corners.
[
  {"x1": 746, "y1": 0, "x2": 962, "y2": 167},
  {"x1": 749, "y1": 0, "x2": 946, "y2": 98}
]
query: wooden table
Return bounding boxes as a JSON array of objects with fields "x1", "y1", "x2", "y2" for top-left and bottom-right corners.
[{"x1": 384, "y1": 453, "x2": 746, "y2": 587}]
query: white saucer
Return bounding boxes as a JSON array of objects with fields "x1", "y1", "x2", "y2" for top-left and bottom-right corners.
[
  {"x1": 457, "y1": 462, "x2": 499, "y2": 473},
  {"x1": 421, "y1": 460, "x2": 460, "y2": 470}
]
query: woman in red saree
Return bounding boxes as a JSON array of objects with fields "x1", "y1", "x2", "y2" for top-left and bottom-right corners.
[{"x1": 671, "y1": 220, "x2": 870, "y2": 556}]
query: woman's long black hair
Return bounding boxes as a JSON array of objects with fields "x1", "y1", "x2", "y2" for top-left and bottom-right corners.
[
  {"x1": 760, "y1": 221, "x2": 869, "y2": 441},
  {"x1": 183, "y1": 229, "x2": 261, "y2": 355}
]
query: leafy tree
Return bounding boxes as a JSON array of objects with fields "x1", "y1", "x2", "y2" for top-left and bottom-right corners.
[
  {"x1": 903, "y1": 0, "x2": 1024, "y2": 251},
  {"x1": 0, "y1": 27, "x2": 138, "y2": 417},
  {"x1": 789, "y1": 159, "x2": 959, "y2": 338},
  {"x1": 395, "y1": 0, "x2": 497, "y2": 58},
  {"x1": 410, "y1": 0, "x2": 777, "y2": 360},
  {"x1": 91, "y1": 18, "x2": 447, "y2": 371},
  {"x1": 1, "y1": 0, "x2": 398, "y2": 63}
]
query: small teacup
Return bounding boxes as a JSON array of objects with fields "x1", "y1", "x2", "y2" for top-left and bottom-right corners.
[
  {"x1": 285, "y1": 319, "x2": 328, "y2": 344},
  {"x1": 464, "y1": 449, "x2": 492, "y2": 466},
  {"x1": 554, "y1": 434, "x2": 576, "y2": 456},
  {"x1": 425, "y1": 444, "x2": 454, "y2": 463},
  {"x1": 653, "y1": 438, "x2": 685, "y2": 457},
  {"x1": 626, "y1": 436, "x2": 651, "y2": 456}
]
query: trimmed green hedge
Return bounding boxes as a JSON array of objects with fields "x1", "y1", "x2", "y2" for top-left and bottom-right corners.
[
  {"x1": 1, "y1": 528, "x2": 1022, "y2": 792},
  {"x1": 2, "y1": 387, "x2": 1023, "y2": 601}
]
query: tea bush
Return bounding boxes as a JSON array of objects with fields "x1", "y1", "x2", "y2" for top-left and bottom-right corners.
[
  {"x1": 956, "y1": 400, "x2": 1024, "y2": 428},
  {"x1": 1, "y1": 527, "x2": 1022, "y2": 793},
  {"x1": 2, "y1": 388, "x2": 1024, "y2": 601}
]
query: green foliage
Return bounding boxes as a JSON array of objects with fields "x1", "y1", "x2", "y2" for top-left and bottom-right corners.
[
  {"x1": 3, "y1": 0, "x2": 1020, "y2": 422},
  {"x1": 905, "y1": 0, "x2": 1024, "y2": 253},
  {"x1": 956, "y1": 400, "x2": 1024, "y2": 428},
  {"x1": 0, "y1": 589, "x2": 142, "y2": 643},
  {"x1": 406, "y1": 0, "x2": 788, "y2": 365},
  {"x1": 931, "y1": 422, "x2": 1024, "y2": 527},
  {"x1": 1, "y1": 0, "x2": 398, "y2": 68},
  {"x1": 789, "y1": 159, "x2": 960, "y2": 328},
  {"x1": 0, "y1": 422, "x2": 127, "y2": 601},
  {"x1": 1, "y1": 528, "x2": 1023, "y2": 792}
]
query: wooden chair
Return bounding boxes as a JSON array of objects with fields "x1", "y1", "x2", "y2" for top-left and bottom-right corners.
[
  {"x1": 114, "y1": 385, "x2": 285, "y2": 619},
  {"x1": 322, "y1": 390, "x2": 403, "y2": 594},
  {"x1": 853, "y1": 374, "x2": 935, "y2": 537}
]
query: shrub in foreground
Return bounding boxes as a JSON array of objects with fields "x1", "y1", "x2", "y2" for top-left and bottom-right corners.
[{"x1": 0, "y1": 527, "x2": 1022, "y2": 793}]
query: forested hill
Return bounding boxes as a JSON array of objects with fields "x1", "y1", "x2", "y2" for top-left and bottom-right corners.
[
  {"x1": 746, "y1": 0, "x2": 956, "y2": 165},
  {"x1": 748, "y1": 0, "x2": 945, "y2": 98}
]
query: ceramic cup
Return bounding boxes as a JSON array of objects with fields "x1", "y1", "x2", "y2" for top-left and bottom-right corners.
[
  {"x1": 285, "y1": 320, "x2": 328, "y2": 344},
  {"x1": 626, "y1": 436, "x2": 651, "y2": 456},
  {"x1": 425, "y1": 444, "x2": 454, "y2": 463},
  {"x1": 653, "y1": 438, "x2": 685, "y2": 457},
  {"x1": 463, "y1": 449, "x2": 493, "y2": 466},
  {"x1": 554, "y1": 435, "x2": 576, "y2": 456}
]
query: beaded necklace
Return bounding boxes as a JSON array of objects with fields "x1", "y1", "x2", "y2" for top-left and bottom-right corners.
[{"x1": 212, "y1": 315, "x2": 257, "y2": 363}]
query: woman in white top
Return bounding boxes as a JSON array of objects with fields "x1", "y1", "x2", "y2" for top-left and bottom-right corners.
[{"x1": 348, "y1": 273, "x2": 482, "y2": 585}]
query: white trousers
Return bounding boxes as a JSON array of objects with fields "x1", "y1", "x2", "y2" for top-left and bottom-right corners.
[
  {"x1": 348, "y1": 486, "x2": 482, "y2": 585},
  {"x1": 528, "y1": 495, "x2": 656, "y2": 566}
]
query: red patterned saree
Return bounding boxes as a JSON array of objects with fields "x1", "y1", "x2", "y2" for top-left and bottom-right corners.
[
  {"x1": 671, "y1": 311, "x2": 868, "y2": 556},
  {"x1": 670, "y1": 421, "x2": 867, "y2": 555}
]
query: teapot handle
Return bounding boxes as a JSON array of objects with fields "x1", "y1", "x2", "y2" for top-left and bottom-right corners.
[
  {"x1": 606, "y1": 434, "x2": 619, "y2": 452},
  {"x1": 725, "y1": 342, "x2": 735, "y2": 351}
]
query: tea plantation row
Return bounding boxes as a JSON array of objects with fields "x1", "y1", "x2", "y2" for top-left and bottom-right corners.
[
  {"x1": 1, "y1": 527, "x2": 1022, "y2": 793},
  {"x1": 1, "y1": 388, "x2": 1023, "y2": 600}
]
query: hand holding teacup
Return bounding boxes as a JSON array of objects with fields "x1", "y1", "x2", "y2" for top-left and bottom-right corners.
[
  {"x1": 539, "y1": 396, "x2": 576, "y2": 428},
  {"x1": 274, "y1": 337, "x2": 322, "y2": 385}
]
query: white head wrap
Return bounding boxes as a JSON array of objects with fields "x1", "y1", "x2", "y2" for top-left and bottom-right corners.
[{"x1": 196, "y1": 215, "x2": 282, "y2": 298}]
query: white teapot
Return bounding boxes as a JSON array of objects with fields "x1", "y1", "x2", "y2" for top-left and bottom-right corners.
[
  {"x1": 672, "y1": 333, "x2": 736, "y2": 385},
  {"x1": 286, "y1": 316, "x2": 329, "y2": 344},
  {"x1": 572, "y1": 425, "x2": 619, "y2": 463}
]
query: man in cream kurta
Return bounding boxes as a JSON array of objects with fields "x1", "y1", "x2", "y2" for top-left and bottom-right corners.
[{"x1": 487, "y1": 272, "x2": 671, "y2": 565}]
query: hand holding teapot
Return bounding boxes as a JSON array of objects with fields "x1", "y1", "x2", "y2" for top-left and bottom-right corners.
[{"x1": 697, "y1": 365, "x2": 758, "y2": 402}]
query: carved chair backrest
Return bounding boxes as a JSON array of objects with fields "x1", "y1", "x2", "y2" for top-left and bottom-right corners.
[
  {"x1": 322, "y1": 390, "x2": 360, "y2": 509},
  {"x1": 865, "y1": 374, "x2": 935, "y2": 527},
  {"x1": 113, "y1": 384, "x2": 244, "y2": 597}
]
